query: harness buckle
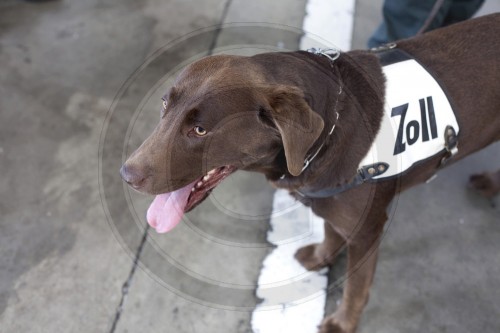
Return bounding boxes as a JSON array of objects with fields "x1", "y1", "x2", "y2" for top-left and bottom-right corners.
[
  {"x1": 359, "y1": 162, "x2": 390, "y2": 181},
  {"x1": 441, "y1": 125, "x2": 458, "y2": 166},
  {"x1": 370, "y1": 42, "x2": 397, "y2": 53}
]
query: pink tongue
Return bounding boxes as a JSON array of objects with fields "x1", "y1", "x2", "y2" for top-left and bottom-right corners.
[{"x1": 146, "y1": 180, "x2": 197, "y2": 233}]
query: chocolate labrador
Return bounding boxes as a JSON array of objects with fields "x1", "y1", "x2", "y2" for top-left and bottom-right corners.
[{"x1": 120, "y1": 13, "x2": 500, "y2": 333}]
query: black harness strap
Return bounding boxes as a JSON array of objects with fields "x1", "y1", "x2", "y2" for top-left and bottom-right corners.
[
  {"x1": 296, "y1": 162, "x2": 389, "y2": 198},
  {"x1": 372, "y1": 43, "x2": 418, "y2": 67}
]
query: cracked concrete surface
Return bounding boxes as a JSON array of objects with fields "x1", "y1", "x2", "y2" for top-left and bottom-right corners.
[
  {"x1": 1, "y1": 0, "x2": 499, "y2": 332},
  {"x1": 0, "y1": 0, "x2": 303, "y2": 332}
]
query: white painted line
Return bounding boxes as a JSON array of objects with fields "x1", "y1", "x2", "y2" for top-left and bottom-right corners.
[
  {"x1": 300, "y1": 0, "x2": 355, "y2": 51},
  {"x1": 251, "y1": 190, "x2": 328, "y2": 333},
  {"x1": 252, "y1": 1, "x2": 355, "y2": 332}
]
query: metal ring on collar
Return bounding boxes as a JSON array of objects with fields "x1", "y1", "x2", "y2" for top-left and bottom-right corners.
[{"x1": 306, "y1": 47, "x2": 341, "y2": 62}]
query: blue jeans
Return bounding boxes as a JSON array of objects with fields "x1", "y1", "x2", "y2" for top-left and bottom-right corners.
[{"x1": 368, "y1": 0, "x2": 485, "y2": 48}]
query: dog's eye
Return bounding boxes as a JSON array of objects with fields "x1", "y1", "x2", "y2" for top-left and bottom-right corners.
[{"x1": 193, "y1": 126, "x2": 207, "y2": 136}]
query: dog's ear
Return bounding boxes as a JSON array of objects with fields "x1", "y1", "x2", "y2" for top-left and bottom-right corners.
[{"x1": 262, "y1": 85, "x2": 324, "y2": 176}]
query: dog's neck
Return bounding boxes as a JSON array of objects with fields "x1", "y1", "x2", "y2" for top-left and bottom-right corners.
[
  {"x1": 287, "y1": 62, "x2": 343, "y2": 178},
  {"x1": 269, "y1": 50, "x2": 386, "y2": 193}
]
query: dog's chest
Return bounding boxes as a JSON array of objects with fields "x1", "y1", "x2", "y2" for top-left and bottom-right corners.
[{"x1": 359, "y1": 52, "x2": 460, "y2": 180}]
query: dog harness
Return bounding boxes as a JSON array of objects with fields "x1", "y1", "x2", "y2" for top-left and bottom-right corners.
[{"x1": 297, "y1": 46, "x2": 460, "y2": 198}]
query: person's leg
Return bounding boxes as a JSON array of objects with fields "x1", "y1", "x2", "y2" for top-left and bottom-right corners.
[
  {"x1": 368, "y1": 0, "x2": 453, "y2": 48},
  {"x1": 443, "y1": 0, "x2": 484, "y2": 26}
]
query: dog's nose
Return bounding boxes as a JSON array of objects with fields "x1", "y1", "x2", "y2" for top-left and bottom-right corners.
[{"x1": 120, "y1": 163, "x2": 148, "y2": 189}]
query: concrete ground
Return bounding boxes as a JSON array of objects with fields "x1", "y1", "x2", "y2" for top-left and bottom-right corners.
[{"x1": 0, "y1": 1, "x2": 499, "y2": 333}]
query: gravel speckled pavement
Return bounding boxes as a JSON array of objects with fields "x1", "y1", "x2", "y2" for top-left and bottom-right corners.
[{"x1": 0, "y1": 0, "x2": 499, "y2": 332}]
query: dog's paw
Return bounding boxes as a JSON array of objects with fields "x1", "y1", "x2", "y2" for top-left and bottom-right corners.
[
  {"x1": 469, "y1": 172, "x2": 500, "y2": 199},
  {"x1": 294, "y1": 243, "x2": 336, "y2": 271},
  {"x1": 318, "y1": 315, "x2": 354, "y2": 333}
]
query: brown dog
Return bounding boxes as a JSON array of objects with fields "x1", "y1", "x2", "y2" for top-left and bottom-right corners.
[{"x1": 121, "y1": 14, "x2": 500, "y2": 333}]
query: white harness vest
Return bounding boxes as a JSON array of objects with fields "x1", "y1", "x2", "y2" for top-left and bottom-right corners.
[
  {"x1": 358, "y1": 55, "x2": 460, "y2": 179},
  {"x1": 296, "y1": 47, "x2": 460, "y2": 198}
]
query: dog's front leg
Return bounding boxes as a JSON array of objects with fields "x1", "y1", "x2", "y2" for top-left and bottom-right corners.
[
  {"x1": 295, "y1": 219, "x2": 346, "y2": 271},
  {"x1": 316, "y1": 186, "x2": 393, "y2": 333},
  {"x1": 318, "y1": 231, "x2": 382, "y2": 333}
]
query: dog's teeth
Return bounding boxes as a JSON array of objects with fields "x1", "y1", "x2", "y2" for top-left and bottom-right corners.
[
  {"x1": 191, "y1": 188, "x2": 195, "y2": 192},
  {"x1": 203, "y1": 175, "x2": 210, "y2": 181},
  {"x1": 207, "y1": 169, "x2": 216, "y2": 175},
  {"x1": 197, "y1": 181, "x2": 203, "y2": 188}
]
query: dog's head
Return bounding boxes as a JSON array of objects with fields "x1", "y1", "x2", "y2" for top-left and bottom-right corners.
[{"x1": 120, "y1": 54, "x2": 324, "y2": 232}]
